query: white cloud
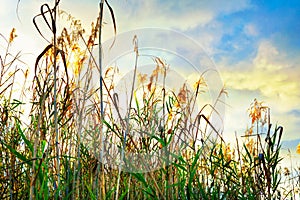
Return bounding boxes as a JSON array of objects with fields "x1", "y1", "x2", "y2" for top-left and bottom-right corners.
[
  {"x1": 0, "y1": 1, "x2": 16, "y2": 33},
  {"x1": 244, "y1": 23, "x2": 258, "y2": 37},
  {"x1": 253, "y1": 40, "x2": 283, "y2": 70},
  {"x1": 0, "y1": 1, "x2": 6, "y2": 16},
  {"x1": 220, "y1": 40, "x2": 300, "y2": 108},
  {"x1": 109, "y1": 0, "x2": 251, "y2": 32},
  {"x1": 218, "y1": 40, "x2": 300, "y2": 141},
  {"x1": 189, "y1": 21, "x2": 224, "y2": 56},
  {"x1": 1, "y1": 0, "x2": 251, "y2": 68}
]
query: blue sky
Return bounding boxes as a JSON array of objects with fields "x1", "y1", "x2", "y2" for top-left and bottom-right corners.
[{"x1": 1, "y1": 0, "x2": 300, "y2": 158}]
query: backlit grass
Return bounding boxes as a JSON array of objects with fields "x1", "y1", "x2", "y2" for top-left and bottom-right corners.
[{"x1": 1, "y1": 1, "x2": 300, "y2": 199}]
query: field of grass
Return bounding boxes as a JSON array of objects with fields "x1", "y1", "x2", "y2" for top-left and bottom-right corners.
[{"x1": 1, "y1": 0, "x2": 300, "y2": 199}]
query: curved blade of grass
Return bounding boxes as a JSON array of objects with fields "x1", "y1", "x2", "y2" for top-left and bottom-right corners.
[{"x1": 17, "y1": 122, "x2": 33, "y2": 152}]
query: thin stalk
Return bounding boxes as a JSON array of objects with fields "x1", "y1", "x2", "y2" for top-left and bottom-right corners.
[
  {"x1": 115, "y1": 36, "x2": 139, "y2": 200},
  {"x1": 127, "y1": 174, "x2": 131, "y2": 200},
  {"x1": 8, "y1": 154, "x2": 12, "y2": 200},
  {"x1": 30, "y1": 88, "x2": 46, "y2": 200},
  {"x1": 72, "y1": 92, "x2": 82, "y2": 199},
  {"x1": 98, "y1": 0, "x2": 104, "y2": 118},
  {"x1": 98, "y1": 0, "x2": 105, "y2": 199},
  {"x1": 161, "y1": 59, "x2": 169, "y2": 199},
  {"x1": 73, "y1": 50, "x2": 92, "y2": 199},
  {"x1": 235, "y1": 132, "x2": 245, "y2": 193},
  {"x1": 52, "y1": 0, "x2": 60, "y2": 198}
]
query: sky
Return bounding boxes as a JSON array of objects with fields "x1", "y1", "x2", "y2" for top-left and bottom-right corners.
[{"x1": 1, "y1": 0, "x2": 300, "y2": 160}]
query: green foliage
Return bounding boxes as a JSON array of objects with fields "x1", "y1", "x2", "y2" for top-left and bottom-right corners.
[{"x1": 0, "y1": 1, "x2": 299, "y2": 200}]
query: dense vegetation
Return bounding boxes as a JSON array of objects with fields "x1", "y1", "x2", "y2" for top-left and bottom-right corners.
[{"x1": 0, "y1": 0, "x2": 299, "y2": 199}]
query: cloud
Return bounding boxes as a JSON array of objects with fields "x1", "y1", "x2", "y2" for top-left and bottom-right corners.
[
  {"x1": 109, "y1": 0, "x2": 251, "y2": 32},
  {"x1": 184, "y1": 20, "x2": 225, "y2": 56},
  {"x1": 0, "y1": 1, "x2": 7, "y2": 17},
  {"x1": 1, "y1": 0, "x2": 251, "y2": 67},
  {"x1": 253, "y1": 41, "x2": 282, "y2": 70},
  {"x1": 244, "y1": 24, "x2": 259, "y2": 37},
  {"x1": 273, "y1": 113, "x2": 300, "y2": 140},
  {"x1": 0, "y1": 1, "x2": 17, "y2": 33},
  {"x1": 288, "y1": 109, "x2": 300, "y2": 117},
  {"x1": 218, "y1": 40, "x2": 300, "y2": 141},
  {"x1": 220, "y1": 40, "x2": 300, "y2": 110}
]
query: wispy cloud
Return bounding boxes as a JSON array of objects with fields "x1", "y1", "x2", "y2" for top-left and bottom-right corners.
[
  {"x1": 219, "y1": 40, "x2": 300, "y2": 140},
  {"x1": 220, "y1": 40, "x2": 300, "y2": 109},
  {"x1": 109, "y1": 0, "x2": 251, "y2": 31},
  {"x1": 288, "y1": 109, "x2": 300, "y2": 117},
  {"x1": 243, "y1": 23, "x2": 259, "y2": 37}
]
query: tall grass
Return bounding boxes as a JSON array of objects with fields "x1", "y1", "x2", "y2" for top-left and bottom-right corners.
[{"x1": 1, "y1": 0, "x2": 300, "y2": 199}]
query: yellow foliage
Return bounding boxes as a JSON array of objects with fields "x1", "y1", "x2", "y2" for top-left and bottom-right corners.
[
  {"x1": 248, "y1": 98, "x2": 268, "y2": 124},
  {"x1": 297, "y1": 143, "x2": 300, "y2": 154},
  {"x1": 193, "y1": 77, "x2": 206, "y2": 90},
  {"x1": 177, "y1": 83, "x2": 188, "y2": 105},
  {"x1": 137, "y1": 73, "x2": 147, "y2": 85},
  {"x1": 9, "y1": 28, "x2": 17, "y2": 43},
  {"x1": 69, "y1": 44, "x2": 86, "y2": 76}
]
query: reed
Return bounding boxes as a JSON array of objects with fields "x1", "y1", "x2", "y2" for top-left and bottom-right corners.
[{"x1": 0, "y1": 0, "x2": 299, "y2": 199}]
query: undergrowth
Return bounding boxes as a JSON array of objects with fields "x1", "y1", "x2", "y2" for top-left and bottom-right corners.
[{"x1": 0, "y1": 0, "x2": 299, "y2": 199}]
